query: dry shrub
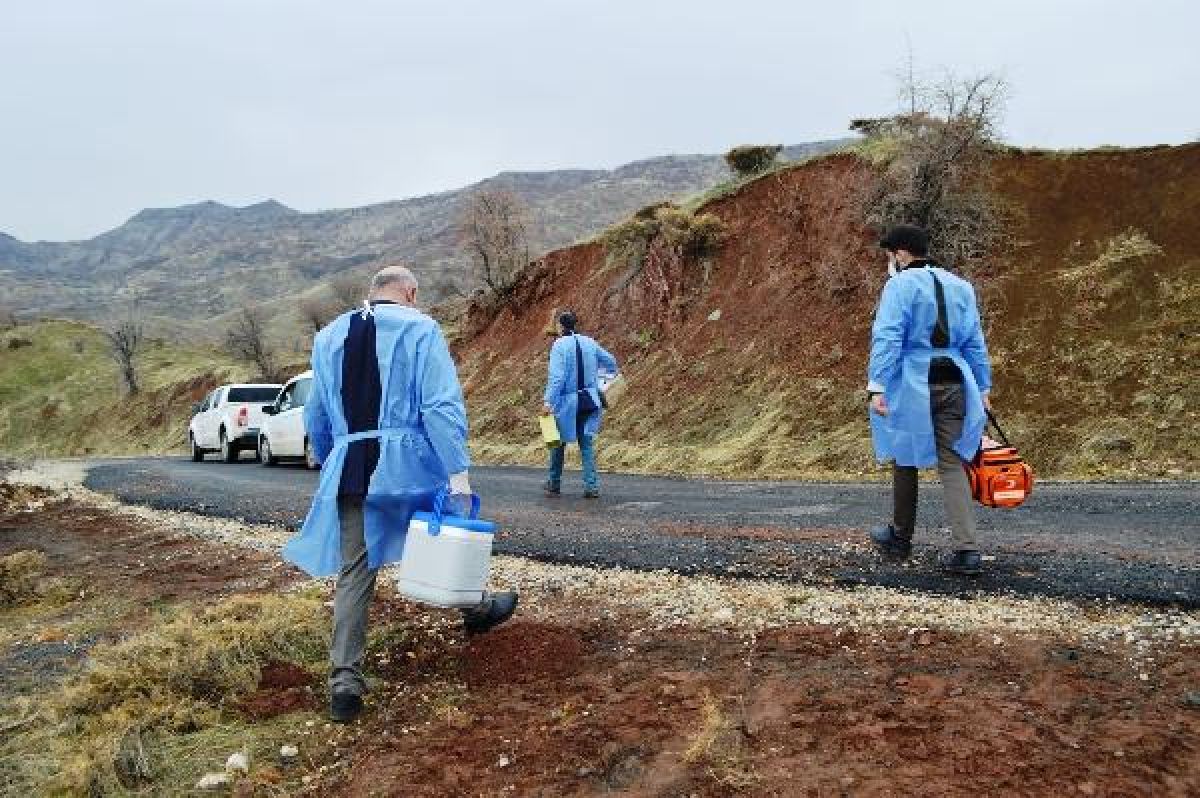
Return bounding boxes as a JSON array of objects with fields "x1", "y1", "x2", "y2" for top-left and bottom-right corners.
[
  {"x1": 0, "y1": 549, "x2": 48, "y2": 607},
  {"x1": 725, "y1": 144, "x2": 783, "y2": 178},
  {"x1": 1089, "y1": 228, "x2": 1164, "y2": 273},
  {"x1": 54, "y1": 592, "x2": 329, "y2": 793},
  {"x1": 683, "y1": 691, "x2": 759, "y2": 789},
  {"x1": 1059, "y1": 229, "x2": 1164, "y2": 319},
  {"x1": 683, "y1": 690, "x2": 725, "y2": 764},
  {"x1": 855, "y1": 71, "x2": 1010, "y2": 278},
  {"x1": 601, "y1": 203, "x2": 725, "y2": 263},
  {"x1": 600, "y1": 214, "x2": 659, "y2": 260}
]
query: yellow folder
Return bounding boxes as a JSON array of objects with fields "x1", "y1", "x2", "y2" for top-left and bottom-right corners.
[{"x1": 538, "y1": 414, "x2": 562, "y2": 448}]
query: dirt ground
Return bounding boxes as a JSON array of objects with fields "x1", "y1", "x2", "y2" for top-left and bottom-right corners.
[
  {"x1": 0, "y1": 483, "x2": 302, "y2": 700},
  {"x1": 319, "y1": 598, "x2": 1199, "y2": 798},
  {"x1": 1, "y1": 482, "x2": 1197, "y2": 796}
]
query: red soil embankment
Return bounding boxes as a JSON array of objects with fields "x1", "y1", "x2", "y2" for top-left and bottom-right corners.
[{"x1": 458, "y1": 145, "x2": 1200, "y2": 479}]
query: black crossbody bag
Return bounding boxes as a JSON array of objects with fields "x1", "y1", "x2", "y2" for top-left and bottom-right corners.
[
  {"x1": 927, "y1": 267, "x2": 962, "y2": 384},
  {"x1": 573, "y1": 335, "x2": 601, "y2": 413}
]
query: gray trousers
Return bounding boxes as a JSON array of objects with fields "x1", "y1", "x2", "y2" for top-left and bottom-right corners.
[
  {"x1": 330, "y1": 496, "x2": 377, "y2": 696},
  {"x1": 892, "y1": 383, "x2": 980, "y2": 550}
]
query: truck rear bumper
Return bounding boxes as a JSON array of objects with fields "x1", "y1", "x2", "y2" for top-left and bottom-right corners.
[{"x1": 230, "y1": 428, "x2": 260, "y2": 446}]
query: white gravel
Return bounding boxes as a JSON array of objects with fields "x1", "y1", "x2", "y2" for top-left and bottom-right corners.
[
  {"x1": 487, "y1": 557, "x2": 1200, "y2": 648},
  {"x1": 6, "y1": 459, "x2": 291, "y2": 553}
]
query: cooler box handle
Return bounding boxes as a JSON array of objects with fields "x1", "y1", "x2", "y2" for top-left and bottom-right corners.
[{"x1": 427, "y1": 487, "x2": 482, "y2": 536}]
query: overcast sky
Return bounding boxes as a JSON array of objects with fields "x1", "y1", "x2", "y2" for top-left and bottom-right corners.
[{"x1": 2, "y1": 0, "x2": 1196, "y2": 241}]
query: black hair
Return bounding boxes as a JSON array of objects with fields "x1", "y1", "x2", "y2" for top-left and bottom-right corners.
[
  {"x1": 879, "y1": 224, "x2": 929, "y2": 257},
  {"x1": 558, "y1": 311, "x2": 578, "y2": 333}
]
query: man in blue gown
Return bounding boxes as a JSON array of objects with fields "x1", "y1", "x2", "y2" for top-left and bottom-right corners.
[
  {"x1": 542, "y1": 311, "x2": 618, "y2": 498},
  {"x1": 866, "y1": 225, "x2": 994, "y2": 575},
  {"x1": 284, "y1": 264, "x2": 517, "y2": 723}
]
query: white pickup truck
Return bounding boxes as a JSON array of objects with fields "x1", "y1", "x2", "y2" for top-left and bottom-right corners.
[
  {"x1": 189, "y1": 383, "x2": 282, "y2": 463},
  {"x1": 258, "y1": 370, "x2": 319, "y2": 469}
]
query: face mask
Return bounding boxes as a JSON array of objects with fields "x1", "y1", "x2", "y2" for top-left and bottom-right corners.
[{"x1": 887, "y1": 255, "x2": 898, "y2": 278}]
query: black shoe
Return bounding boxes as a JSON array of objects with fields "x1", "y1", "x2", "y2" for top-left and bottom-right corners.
[
  {"x1": 329, "y1": 691, "x2": 364, "y2": 724},
  {"x1": 544, "y1": 482, "x2": 561, "y2": 497},
  {"x1": 939, "y1": 549, "x2": 983, "y2": 576},
  {"x1": 462, "y1": 590, "x2": 519, "y2": 636},
  {"x1": 870, "y1": 524, "x2": 913, "y2": 561},
  {"x1": 583, "y1": 489, "x2": 600, "y2": 499}
]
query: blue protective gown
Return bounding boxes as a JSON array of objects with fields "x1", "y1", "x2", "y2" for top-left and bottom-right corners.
[
  {"x1": 282, "y1": 305, "x2": 470, "y2": 577},
  {"x1": 543, "y1": 334, "x2": 618, "y2": 443},
  {"x1": 867, "y1": 266, "x2": 993, "y2": 467}
]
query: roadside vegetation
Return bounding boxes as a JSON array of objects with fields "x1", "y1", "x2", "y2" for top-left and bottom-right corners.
[{"x1": 47, "y1": 593, "x2": 328, "y2": 793}]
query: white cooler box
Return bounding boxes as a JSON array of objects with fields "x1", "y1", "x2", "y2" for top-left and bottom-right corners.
[{"x1": 397, "y1": 495, "x2": 496, "y2": 608}]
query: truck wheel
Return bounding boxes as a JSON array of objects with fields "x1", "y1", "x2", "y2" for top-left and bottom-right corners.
[
  {"x1": 220, "y1": 429, "x2": 237, "y2": 463},
  {"x1": 304, "y1": 438, "x2": 320, "y2": 470},
  {"x1": 260, "y1": 436, "x2": 277, "y2": 467},
  {"x1": 190, "y1": 433, "x2": 204, "y2": 462}
]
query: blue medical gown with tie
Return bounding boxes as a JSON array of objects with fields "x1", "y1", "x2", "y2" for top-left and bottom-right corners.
[
  {"x1": 543, "y1": 334, "x2": 618, "y2": 442},
  {"x1": 283, "y1": 305, "x2": 470, "y2": 577},
  {"x1": 867, "y1": 266, "x2": 993, "y2": 468}
]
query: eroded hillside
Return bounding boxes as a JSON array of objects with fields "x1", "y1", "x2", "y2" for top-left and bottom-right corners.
[
  {"x1": 456, "y1": 145, "x2": 1200, "y2": 479},
  {"x1": 0, "y1": 143, "x2": 844, "y2": 334}
]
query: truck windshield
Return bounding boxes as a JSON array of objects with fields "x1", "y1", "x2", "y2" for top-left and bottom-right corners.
[
  {"x1": 292, "y1": 378, "x2": 313, "y2": 407},
  {"x1": 227, "y1": 387, "x2": 281, "y2": 403}
]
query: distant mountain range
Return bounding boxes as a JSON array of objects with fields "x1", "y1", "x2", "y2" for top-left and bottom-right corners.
[{"x1": 0, "y1": 142, "x2": 846, "y2": 332}]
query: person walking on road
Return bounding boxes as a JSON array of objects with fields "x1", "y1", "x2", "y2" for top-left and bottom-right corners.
[
  {"x1": 866, "y1": 225, "x2": 994, "y2": 575},
  {"x1": 542, "y1": 311, "x2": 618, "y2": 498},
  {"x1": 283, "y1": 264, "x2": 517, "y2": 724}
]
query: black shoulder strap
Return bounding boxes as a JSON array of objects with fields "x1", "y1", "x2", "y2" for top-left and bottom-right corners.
[
  {"x1": 573, "y1": 335, "x2": 585, "y2": 392},
  {"x1": 986, "y1": 409, "x2": 1012, "y2": 446},
  {"x1": 929, "y1": 269, "x2": 950, "y2": 347}
]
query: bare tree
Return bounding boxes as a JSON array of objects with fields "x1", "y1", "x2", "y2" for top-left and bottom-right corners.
[
  {"x1": 297, "y1": 294, "x2": 337, "y2": 335},
  {"x1": 225, "y1": 305, "x2": 277, "y2": 379},
  {"x1": 855, "y1": 70, "x2": 1010, "y2": 275},
  {"x1": 417, "y1": 268, "x2": 470, "y2": 305},
  {"x1": 328, "y1": 272, "x2": 366, "y2": 310},
  {"x1": 460, "y1": 189, "x2": 531, "y2": 302},
  {"x1": 102, "y1": 313, "x2": 144, "y2": 395}
]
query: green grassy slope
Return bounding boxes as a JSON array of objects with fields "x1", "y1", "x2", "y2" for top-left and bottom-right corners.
[{"x1": 0, "y1": 321, "x2": 249, "y2": 457}]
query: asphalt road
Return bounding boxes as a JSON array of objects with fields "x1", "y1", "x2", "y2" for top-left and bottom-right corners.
[{"x1": 83, "y1": 457, "x2": 1199, "y2": 607}]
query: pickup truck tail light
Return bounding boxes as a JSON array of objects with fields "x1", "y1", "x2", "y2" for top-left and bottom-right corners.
[{"x1": 237, "y1": 406, "x2": 248, "y2": 427}]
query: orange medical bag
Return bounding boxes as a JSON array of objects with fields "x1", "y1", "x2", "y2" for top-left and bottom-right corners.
[{"x1": 964, "y1": 411, "x2": 1034, "y2": 508}]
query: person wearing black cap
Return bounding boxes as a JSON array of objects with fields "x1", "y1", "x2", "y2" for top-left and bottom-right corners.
[
  {"x1": 866, "y1": 224, "x2": 994, "y2": 575},
  {"x1": 541, "y1": 311, "x2": 618, "y2": 498}
]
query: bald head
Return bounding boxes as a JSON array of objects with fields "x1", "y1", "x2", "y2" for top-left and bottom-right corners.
[{"x1": 369, "y1": 265, "x2": 419, "y2": 306}]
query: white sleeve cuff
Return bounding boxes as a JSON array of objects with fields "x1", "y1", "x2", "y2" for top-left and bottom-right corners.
[
  {"x1": 866, "y1": 381, "x2": 885, "y2": 394},
  {"x1": 449, "y1": 471, "x2": 472, "y2": 495}
]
